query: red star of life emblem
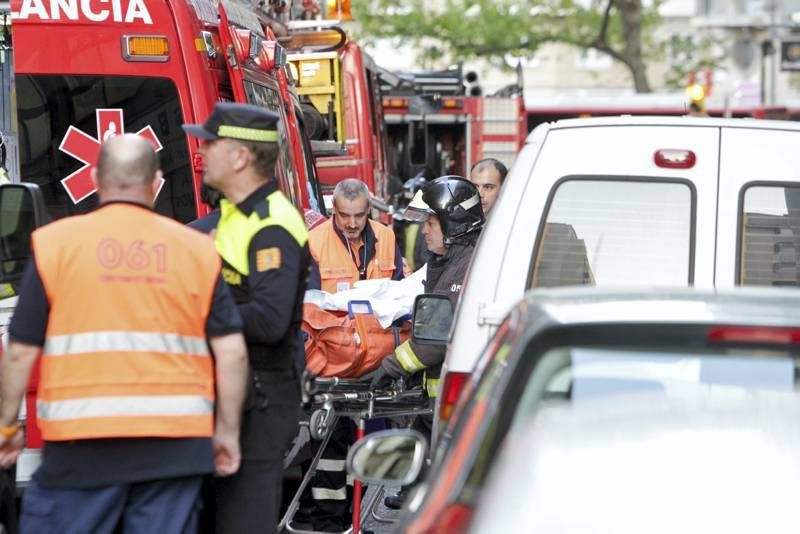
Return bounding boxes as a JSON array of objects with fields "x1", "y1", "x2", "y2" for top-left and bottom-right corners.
[{"x1": 58, "y1": 109, "x2": 165, "y2": 204}]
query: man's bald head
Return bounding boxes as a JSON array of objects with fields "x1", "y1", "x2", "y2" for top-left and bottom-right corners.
[
  {"x1": 94, "y1": 135, "x2": 161, "y2": 205},
  {"x1": 96, "y1": 134, "x2": 159, "y2": 189}
]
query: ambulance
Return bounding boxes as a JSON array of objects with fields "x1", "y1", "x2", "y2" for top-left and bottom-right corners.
[{"x1": 2, "y1": 0, "x2": 326, "y2": 496}]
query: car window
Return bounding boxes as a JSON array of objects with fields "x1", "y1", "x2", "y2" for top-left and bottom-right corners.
[
  {"x1": 739, "y1": 184, "x2": 800, "y2": 286},
  {"x1": 511, "y1": 346, "x2": 798, "y2": 435},
  {"x1": 449, "y1": 328, "x2": 800, "y2": 508},
  {"x1": 530, "y1": 179, "x2": 693, "y2": 288},
  {"x1": 243, "y1": 80, "x2": 299, "y2": 207},
  {"x1": 16, "y1": 75, "x2": 196, "y2": 223}
]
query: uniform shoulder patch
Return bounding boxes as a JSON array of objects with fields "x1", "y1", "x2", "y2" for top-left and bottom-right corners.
[{"x1": 256, "y1": 247, "x2": 281, "y2": 272}]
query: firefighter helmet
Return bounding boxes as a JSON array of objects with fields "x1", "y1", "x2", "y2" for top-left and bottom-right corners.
[
  {"x1": 404, "y1": 175, "x2": 484, "y2": 242},
  {"x1": 403, "y1": 174, "x2": 427, "y2": 200}
]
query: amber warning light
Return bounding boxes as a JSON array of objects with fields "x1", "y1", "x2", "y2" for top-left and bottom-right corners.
[
  {"x1": 122, "y1": 35, "x2": 169, "y2": 62},
  {"x1": 654, "y1": 149, "x2": 696, "y2": 169}
]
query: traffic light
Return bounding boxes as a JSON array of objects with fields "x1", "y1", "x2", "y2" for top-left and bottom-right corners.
[{"x1": 325, "y1": 0, "x2": 352, "y2": 20}]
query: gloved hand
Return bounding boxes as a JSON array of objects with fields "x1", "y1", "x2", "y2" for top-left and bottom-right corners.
[{"x1": 362, "y1": 358, "x2": 406, "y2": 389}]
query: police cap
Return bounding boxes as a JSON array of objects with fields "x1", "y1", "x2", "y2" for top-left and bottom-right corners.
[{"x1": 182, "y1": 102, "x2": 279, "y2": 143}]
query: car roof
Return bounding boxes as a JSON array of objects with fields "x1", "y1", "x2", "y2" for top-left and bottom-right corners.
[
  {"x1": 471, "y1": 396, "x2": 800, "y2": 534},
  {"x1": 547, "y1": 115, "x2": 800, "y2": 131},
  {"x1": 517, "y1": 287, "x2": 800, "y2": 329}
]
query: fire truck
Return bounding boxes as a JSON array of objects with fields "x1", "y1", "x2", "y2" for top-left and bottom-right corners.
[
  {"x1": 0, "y1": 0, "x2": 327, "y2": 499},
  {"x1": 282, "y1": 21, "x2": 396, "y2": 209},
  {"x1": 382, "y1": 66, "x2": 526, "y2": 182},
  {"x1": 524, "y1": 93, "x2": 796, "y2": 131},
  {"x1": 0, "y1": 6, "x2": 13, "y2": 186}
]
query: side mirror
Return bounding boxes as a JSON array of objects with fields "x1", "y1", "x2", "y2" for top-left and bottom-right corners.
[
  {"x1": 412, "y1": 293, "x2": 453, "y2": 345},
  {"x1": 346, "y1": 429, "x2": 427, "y2": 485},
  {"x1": 0, "y1": 183, "x2": 47, "y2": 285}
]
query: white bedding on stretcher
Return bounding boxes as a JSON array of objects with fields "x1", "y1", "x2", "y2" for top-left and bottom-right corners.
[{"x1": 303, "y1": 265, "x2": 426, "y2": 328}]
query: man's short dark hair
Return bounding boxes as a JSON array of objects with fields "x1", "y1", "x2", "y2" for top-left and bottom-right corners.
[
  {"x1": 470, "y1": 158, "x2": 508, "y2": 184},
  {"x1": 239, "y1": 139, "x2": 280, "y2": 180}
]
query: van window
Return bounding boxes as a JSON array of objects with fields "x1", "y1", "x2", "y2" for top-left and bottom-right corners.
[
  {"x1": 530, "y1": 179, "x2": 693, "y2": 288},
  {"x1": 296, "y1": 115, "x2": 325, "y2": 212},
  {"x1": 243, "y1": 80, "x2": 299, "y2": 206},
  {"x1": 740, "y1": 184, "x2": 800, "y2": 286},
  {"x1": 16, "y1": 75, "x2": 196, "y2": 223}
]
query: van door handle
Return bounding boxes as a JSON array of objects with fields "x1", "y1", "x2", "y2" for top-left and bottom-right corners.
[{"x1": 477, "y1": 302, "x2": 506, "y2": 327}]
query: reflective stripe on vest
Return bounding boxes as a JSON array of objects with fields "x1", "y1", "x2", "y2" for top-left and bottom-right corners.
[
  {"x1": 308, "y1": 219, "x2": 396, "y2": 293},
  {"x1": 404, "y1": 223, "x2": 420, "y2": 272},
  {"x1": 44, "y1": 331, "x2": 209, "y2": 357},
  {"x1": 32, "y1": 203, "x2": 220, "y2": 441},
  {"x1": 38, "y1": 395, "x2": 214, "y2": 421},
  {"x1": 215, "y1": 190, "x2": 308, "y2": 276}
]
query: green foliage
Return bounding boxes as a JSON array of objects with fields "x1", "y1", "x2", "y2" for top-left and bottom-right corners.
[
  {"x1": 352, "y1": 0, "x2": 665, "y2": 91},
  {"x1": 660, "y1": 34, "x2": 723, "y2": 89}
]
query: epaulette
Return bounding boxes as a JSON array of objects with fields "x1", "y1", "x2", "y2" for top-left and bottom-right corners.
[{"x1": 255, "y1": 196, "x2": 271, "y2": 220}]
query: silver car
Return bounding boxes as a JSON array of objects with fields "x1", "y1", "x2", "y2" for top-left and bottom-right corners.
[
  {"x1": 348, "y1": 287, "x2": 800, "y2": 533},
  {"x1": 473, "y1": 397, "x2": 800, "y2": 534}
]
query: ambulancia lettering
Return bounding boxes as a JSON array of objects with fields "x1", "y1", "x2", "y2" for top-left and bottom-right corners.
[{"x1": 12, "y1": 0, "x2": 153, "y2": 24}]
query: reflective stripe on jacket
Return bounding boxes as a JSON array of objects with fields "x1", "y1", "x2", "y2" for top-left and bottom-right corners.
[
  {"x1": 33, "y1": 203, "x2": 221, "y2": 441},
  {"x1": 308, "y1": 219, "x2": 396, "y2": 293},
  {"x1": 383, "y1": 238, "x2": 479, "y2": 398}
]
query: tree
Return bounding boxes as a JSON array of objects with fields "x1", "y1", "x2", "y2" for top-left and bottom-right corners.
[{"x1": 352, "y1": 0, "x2": 663, "y2": 93}]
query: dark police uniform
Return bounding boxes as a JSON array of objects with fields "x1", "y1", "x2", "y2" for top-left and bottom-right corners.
[
  {"x1": 183, "y1": 102, "x2": 310, "y2": 534},
  {"x1": 212, "y1": 182, "x2": 310, "y2": 533}
]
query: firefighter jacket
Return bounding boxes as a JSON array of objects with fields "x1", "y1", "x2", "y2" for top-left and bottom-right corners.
[
  {"x1": 308, "y1": 218, "x2": 398, "y2": 293},
  {"x1": 382, "y1": 234, "x2": 478, "y2": 396},
  {"x1": 214, "y1": 181, "x2": 310, "y2": 374},
  {"x1": 32, "y1": 203, "x2": 221, "y2": 441}
]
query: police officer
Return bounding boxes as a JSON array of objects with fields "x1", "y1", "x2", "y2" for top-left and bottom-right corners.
[
  {"x1": 365, "y1": 176, "x2": 484, "y2": 508},
  {"x1": 183, "y1": 103, "x2": 311, "y2": 534}
]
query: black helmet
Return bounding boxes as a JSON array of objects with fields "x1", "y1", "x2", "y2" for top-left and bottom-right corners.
[
  {"x1": 402, "y1": 174, "x2": 427, "y2": 200},
  {"x1": 404, "y1": 175, "x2": 484, "y2": 243}
]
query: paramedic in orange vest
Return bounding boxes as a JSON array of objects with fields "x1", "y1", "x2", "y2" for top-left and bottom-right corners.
[
  {"x1": 0, "y1": 135, "x2": 249, "y2": 533},
  {"x1": 308, "y1": 178, "x2": 404, "y2": 292},
  {"x1": 303, "y1": 178, "x2": 404, "y2": 532}
]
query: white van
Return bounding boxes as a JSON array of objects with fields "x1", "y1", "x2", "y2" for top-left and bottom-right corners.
[{"x1": 438, "y1": 115, "x2": 800, "y2": 428}]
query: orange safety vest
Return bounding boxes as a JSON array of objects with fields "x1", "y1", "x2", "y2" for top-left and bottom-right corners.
[
  {"x1": 308, "y1": 219, "x2": 397, "y2": 293},
  {"x1": 32, "y1": 203, "x2": 221, "y2": 442}
]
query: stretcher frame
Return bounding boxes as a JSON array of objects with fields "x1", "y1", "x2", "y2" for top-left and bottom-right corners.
[{"x1": 279, "y1": 375, "x2": 432, "y2": 534}]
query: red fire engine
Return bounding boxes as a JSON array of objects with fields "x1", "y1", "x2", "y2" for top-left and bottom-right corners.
[
  {"x1": 3, "y1": 0, "x2": 326, "y2": 493},
  {"x1": 283, "y1": 21, "x2": 396, "y2": 208},
  {"x1": 382, "y1": 67, "x2": 526, "y2": 181}
]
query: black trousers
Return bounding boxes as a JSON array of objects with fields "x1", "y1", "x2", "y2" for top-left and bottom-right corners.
[
  {"x1": 214, "y1": 373, "x2": 300, "y2": 534},
  {"x1": 299, "y1": 419, "x2": 356, "y2": 532}
]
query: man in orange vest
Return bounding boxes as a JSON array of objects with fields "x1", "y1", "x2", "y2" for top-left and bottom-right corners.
[
  {"x1": 308, "y1": 178, "x2": 405, "y2": 293},
  {"x1": 302, "y1": 178, "x2": 404, "y2": 532},
  {"x1": 0, "y1": 135, "x2": 249, "y2": 533}
]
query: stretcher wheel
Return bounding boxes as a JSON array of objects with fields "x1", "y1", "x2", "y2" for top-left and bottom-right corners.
[{"x1": 309, "y1": 408, "x2": 334, "y2": 440}]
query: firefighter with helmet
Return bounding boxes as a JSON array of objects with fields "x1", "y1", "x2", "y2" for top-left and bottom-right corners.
[{"x1": 366, "y1": 175, "x2": 485, "y2": 506}]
